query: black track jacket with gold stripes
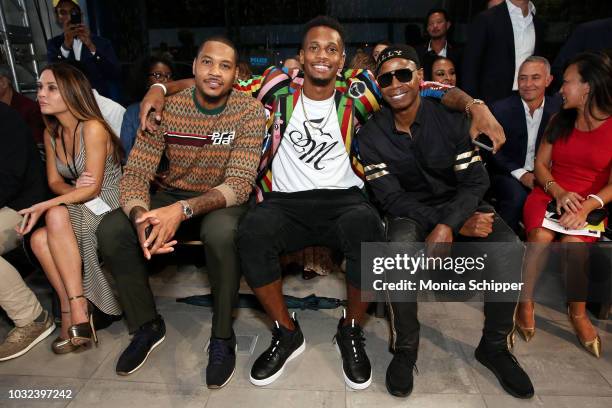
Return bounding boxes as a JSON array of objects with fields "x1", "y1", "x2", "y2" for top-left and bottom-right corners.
[{"x1": 357, "y1": 97, "x2": 489, "y2": 234}]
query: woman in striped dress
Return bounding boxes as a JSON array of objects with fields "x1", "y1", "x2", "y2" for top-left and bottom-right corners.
[{"x1": 17, "y1": 63, "x2": 123, "y2": 353}]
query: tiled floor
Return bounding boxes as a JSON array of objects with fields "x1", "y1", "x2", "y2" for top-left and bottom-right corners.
[{"x1": 1, "y1": 266, "x2": 611, "y2": 407}]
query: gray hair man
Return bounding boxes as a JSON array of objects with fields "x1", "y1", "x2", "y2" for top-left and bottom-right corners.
[{"x1": 488, "y1": 56, "x2": 562, "y2": 233}]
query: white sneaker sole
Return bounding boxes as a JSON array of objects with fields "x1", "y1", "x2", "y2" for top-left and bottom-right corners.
[
  {"x1": 0, "y1": 322, "x2": 56, "y2": 362},
  {"x1": 335, "y1": 343, "x2": 372, "y2": 390},
  {"x1": 249, "y1": 339, "x2": 306, "y2": 386},
  {"x1": 117, "y1": 335, "x2": 165, "y2": 376}
]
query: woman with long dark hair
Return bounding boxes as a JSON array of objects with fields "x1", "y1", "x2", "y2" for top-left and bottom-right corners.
[
  {"x1": 517, "y1": 51, "x2": 612, "y2": 358},
  {"x1": 17, "y1": 63, "x2": 123, "y2": 353}
]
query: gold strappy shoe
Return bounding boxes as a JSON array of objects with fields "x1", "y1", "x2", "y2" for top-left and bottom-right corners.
[
  {"x1": 514, "y1": 302, "x2": 536, "y2": 343},
  {"x1": 52, "y1": 310, "x2": 79, "y2": 354},
  {"x1": 568, "y1": 306, "x2": 601, "y2": 358},
  {"x1": 67, "y1": 295, "x2": 98, "y2": 347}
]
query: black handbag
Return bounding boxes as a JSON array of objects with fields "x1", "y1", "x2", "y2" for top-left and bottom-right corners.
[{"x1": 546, "y1": 200, "x2": 607, "y2": 225}]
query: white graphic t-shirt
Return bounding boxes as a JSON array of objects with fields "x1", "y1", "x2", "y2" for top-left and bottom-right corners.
[{"x1": 271, "y1": 93, "x2": 364, "y2": 192}]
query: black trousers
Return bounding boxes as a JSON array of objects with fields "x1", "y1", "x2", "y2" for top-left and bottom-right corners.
[
  {"x1": 386, "y1": 214, "x2": 520, "y2": 352},
  {"x1": 490, "y1": 173, "x2": 530, "y2": 234},
  {"x1": 97, "y1": 190, "x2": 246, "y2": 338},
  {"x1": 237, "y1": 187, "x2": 385, "y2": 290}
]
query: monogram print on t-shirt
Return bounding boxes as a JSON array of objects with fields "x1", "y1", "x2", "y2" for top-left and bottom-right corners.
[{"x1": 288, "y1": 118, "x2": 339, "y2": 170}]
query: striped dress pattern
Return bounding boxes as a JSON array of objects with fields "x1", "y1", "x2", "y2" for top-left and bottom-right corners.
[{"x1": 51, "y1": 126, "x2": 122, "y2": 316}]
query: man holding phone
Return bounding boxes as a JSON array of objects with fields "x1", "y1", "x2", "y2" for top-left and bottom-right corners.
[
  {"x1": 47, "y1": 0, "x2": 120, "y2": 99},
  {"x1": 357, "y1": 45, "x2": 533, "y2": 399}
]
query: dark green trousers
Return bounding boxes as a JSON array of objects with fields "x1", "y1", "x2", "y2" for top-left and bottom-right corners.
[{"x1": 97, "y1": 190, "x2": 246, "y2": 337}]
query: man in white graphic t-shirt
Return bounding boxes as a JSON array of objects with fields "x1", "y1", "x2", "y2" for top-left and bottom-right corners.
[
  {"x1": 237, "y1": 16, "x2": 385, "y2": 391},
  {"x1": 271, "y1": 92, "x2": 363, "y2": 192}
]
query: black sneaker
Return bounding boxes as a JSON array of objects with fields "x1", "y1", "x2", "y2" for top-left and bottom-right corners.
[
  {"x1": 250, "y1": 314, "x2": 305, "y2": 386},
  {"x1": 116, "y1": 316, "x2": 166, "y2": 376},
  {"x1": 206, "y1": 333, "x2": 237, "y2": 389},
  {"x1": 333, "y1": 311, "x2": 372, "y2": 390},
  {"x1": 385, "y1": 349, "x2": 418, "y2": 397},
  {"x1": 475, "y1": 337, "x2": 534, "y2": 398}
]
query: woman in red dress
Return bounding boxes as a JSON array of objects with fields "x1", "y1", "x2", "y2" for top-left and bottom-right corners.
[{"x1": 516, "y1": 51, "x2": 612, "y2": 358}]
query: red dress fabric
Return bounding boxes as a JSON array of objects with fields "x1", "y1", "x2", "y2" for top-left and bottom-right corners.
[{"x1": 523, "y1": 118, "x2": 612, "y2": 242}]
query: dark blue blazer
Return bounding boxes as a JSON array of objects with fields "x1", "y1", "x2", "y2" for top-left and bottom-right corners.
[
  {"x1": 489, "y1": 93, "x2": 562, "y2": 176},
  {"x1": 46, "y1": 34, "x2": 120, "y2": 99},
  {"x1": 462, "y1": 2, "x2": 545, "y2": 104}
]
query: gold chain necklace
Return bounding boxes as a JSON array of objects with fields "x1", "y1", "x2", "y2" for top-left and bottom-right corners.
[{"x1": 300, "y1": 92, "x2": 335, "y2": 131}]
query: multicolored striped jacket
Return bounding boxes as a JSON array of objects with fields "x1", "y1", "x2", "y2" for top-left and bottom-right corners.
[{"x1": 234, "y1": 66, "x2": 449, "y2": 201}]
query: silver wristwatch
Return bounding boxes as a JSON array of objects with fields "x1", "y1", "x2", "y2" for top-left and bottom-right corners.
[{"x1": 178, "y1": 200, "x2": 193, "y2": 219}]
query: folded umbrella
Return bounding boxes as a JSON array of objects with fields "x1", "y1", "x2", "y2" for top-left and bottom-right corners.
[{"x1": 177, "y1": 293, "x2": 346, "y2": 310}]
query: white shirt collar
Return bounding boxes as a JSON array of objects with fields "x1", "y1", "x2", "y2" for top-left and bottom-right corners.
[
  {"x1": 427, "y1": 40, "x2": 448, "y2": 56},
  {"x1": 506, "y1": 0, "x2": 536, "y2": 17},
  {"x1": 521, "y1": 97, "x2": 545, "y2": 117}
]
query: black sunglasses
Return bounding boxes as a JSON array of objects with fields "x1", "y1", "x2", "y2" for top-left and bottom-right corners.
[{"x1": 377, "y1": 68, "x2": 415, "y2": 88}]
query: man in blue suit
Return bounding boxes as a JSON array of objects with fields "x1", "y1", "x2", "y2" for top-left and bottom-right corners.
[
  {"x1": 489, "y1": 56, "x2": 561, "y2": 233},
  {"x1": 46, "y1": 0, "x2": 120, "y2": 100}
]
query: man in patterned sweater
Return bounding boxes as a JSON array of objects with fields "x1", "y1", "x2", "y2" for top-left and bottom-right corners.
[{"x1": 97, "y1": 37, "x2": 266, "y2": 388}]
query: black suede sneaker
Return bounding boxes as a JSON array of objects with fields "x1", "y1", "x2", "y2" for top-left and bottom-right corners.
[
  {"x1": 250, "y1": 314, "x2": 305, "y2": 386},
  {"x1": 333, "y1": 311, "x2": 372, "y2": 390},
  {"x1": 206, "y1": 333, "x2": 237, "y2": 389},
  {"x1": 475, "y1": 337, "x2": 534, "y2": 398},
  {"x1": 116, "y1": 316, "x2": 166, "y2": 376},
  {"x1": 385, "y1": 349, "x2": 418, "y2": 397}
]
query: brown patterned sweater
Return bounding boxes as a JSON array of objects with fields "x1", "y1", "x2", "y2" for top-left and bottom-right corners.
[{"x1": 120, "y1": 86, "x2": 266, "y2": 215}]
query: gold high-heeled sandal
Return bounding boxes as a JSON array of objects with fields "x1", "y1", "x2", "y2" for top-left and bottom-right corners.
[
  {"x1": 67, "y1": 295, "x2": 98, "y2": 347},
  {"x1": 514, "y1": 302, "x2": 536, "y2": 344},
  {"x1": 52, "y1": 311, "x2": 78, "y2": 354},
  {"x1": 568, "y1": 306, "x2": 601, "y2": 358}
]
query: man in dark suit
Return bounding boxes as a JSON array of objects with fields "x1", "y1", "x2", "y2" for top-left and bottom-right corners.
[
  {"x1": 46, "y1": 0, "x2": 120, "y2": 99},
  {"x1": 463, "y1": 0, "x2": 545, "y2": 104},
  {"x1": 415, "y1": 8, "x2": 462, "y2": 84},
  {"x1": 489, "y1": 56, "x2": 561, "y2": 233}
]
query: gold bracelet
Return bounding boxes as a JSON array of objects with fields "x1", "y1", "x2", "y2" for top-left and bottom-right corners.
[
  {"x1": 465, "y1": 98, "x2": 485, "y2": 116},
  {"x1": 544, "y1": 180, "x2": 556, "y2": 193}
]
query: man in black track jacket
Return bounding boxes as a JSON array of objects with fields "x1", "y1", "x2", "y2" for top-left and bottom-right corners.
[{"x1": 357, "y1": 44, "x2": 534, "y2": 400}]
